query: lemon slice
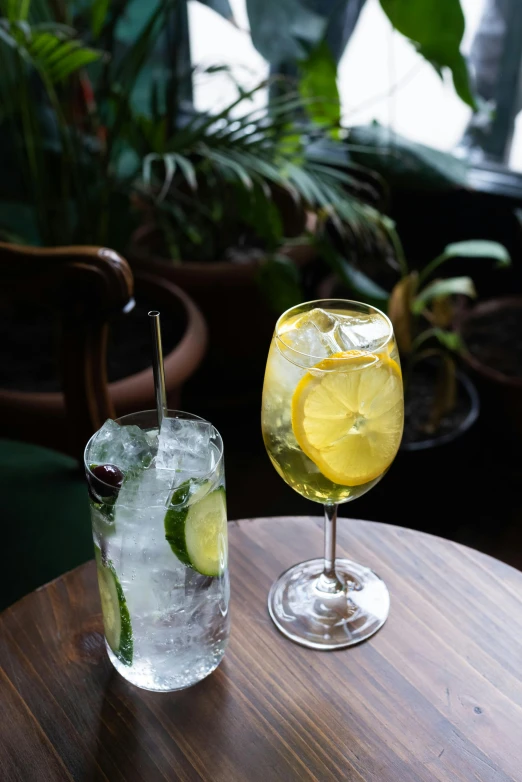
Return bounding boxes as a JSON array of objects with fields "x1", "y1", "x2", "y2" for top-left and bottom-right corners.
[{"x1": 292, "y1": 351, "x2": 404, "y2": 486}]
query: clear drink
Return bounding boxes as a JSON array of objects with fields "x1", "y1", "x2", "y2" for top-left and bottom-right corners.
[{"x1": 84, "y1": 410, "x2": 229, "y2": 691}]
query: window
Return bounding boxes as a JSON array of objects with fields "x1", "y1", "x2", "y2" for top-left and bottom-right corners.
[{"x1": 189, "y1": 0, "x2": 522, "y2": 175}]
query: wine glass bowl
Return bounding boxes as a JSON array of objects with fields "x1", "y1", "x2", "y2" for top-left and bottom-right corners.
[{"x1": 261, "y1": 300, "x2": 404, "y2": 649}]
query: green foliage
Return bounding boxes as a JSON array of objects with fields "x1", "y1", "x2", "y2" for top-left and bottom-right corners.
[
  {"x1": 431, "y1": 329, "x2": 463, "y2": 352},
  {"x1": 246, "y1": 0, "x2": 326, "y2": 64},
  {"x1": 418, "y1": 239, "x2": 513, "y2": 286},
  {"x1": 196, "y1": 0, "x2": 234, "y2": 21},
  {"x1": 379, "y1": 0, "x2": 476, "y2": 109},
  {"x1": 443, "y1": 240, "x2": 512, "y2": 266},
  {"x1": 411, "y1": 276, "x2": 476, "y2": 314},
  {"x1": 248, "y1": 0, "x2": 476, "y2": 152},
  {"x1": 135, "y1": 69, "x2": 387, "y2": 263},
  {"x1": 90, "y1": 0, "x2": 110, "y2": 36},
  {"x1": 348, "y1": 123, "x2": 469, "y2": 192},
  {"x1": 0, "y1": 21, "x2": 102, "y2": 83},
  {"x1": 332, "y1": 217, "x2": 511, "y2": 430},
  {"x1": 0, "y1": 0, "x2": 386, "y2": 263},
  {"x1": 381, "y1": 234, "x2": 510, "y2": 433},
  {"x1": 390, "y1": 236, "x2": 511, "y2": 358},
  {"x1": 0, "y1": 0, "x2": 480, "y2": 327},
  {"x1": 256, "y1": 253, "x2": 303, "y2": 312},
  {"x1": 298, "y1": 41, "x2": 340, "y2": 134},
  {"x1": 317, "y1": 239, "x2": 390, "y2": 311}
]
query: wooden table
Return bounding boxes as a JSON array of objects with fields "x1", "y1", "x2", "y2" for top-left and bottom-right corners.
[{"x1": 1, "y1": 517, "x2": 522, "y2": 782}]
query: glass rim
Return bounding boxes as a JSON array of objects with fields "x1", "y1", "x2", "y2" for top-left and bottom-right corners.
[
  {"x1": 274, "y1": 298, "x2": 394, "y2": 362},
  {"x1": 84, "y1": 409, "x2": 224, "y2": 492}
]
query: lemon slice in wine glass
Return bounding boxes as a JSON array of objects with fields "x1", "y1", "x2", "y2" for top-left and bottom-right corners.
[{"x1": 291, "y1": 351, "x2": 404, "y2": 486}]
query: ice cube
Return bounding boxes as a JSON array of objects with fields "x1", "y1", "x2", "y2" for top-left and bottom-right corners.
[
  {"x1": 184, "y1": 568, "x2": 213, "y2": 598},
  {"x1": 334, "y1": 313, "x2": 390, "y2": 352},
  {"x1": 156, "y1": 418, "x2": 214, "y2": 475},
  {"x1": 88, "y1": 419, "x2": 154, "y2": 472},
  {"x1": 281, "y1": 308, "x2": 391, "y2": 359},
  {"x1": 117, "y1": 467, "x2": 176, "y2": 510},
  {"x1": 308, "y1": 308, "x2": 337, "y2": 333},
  {"x1": 282, "y1": 309, "x2": 336, "y2": 358}
]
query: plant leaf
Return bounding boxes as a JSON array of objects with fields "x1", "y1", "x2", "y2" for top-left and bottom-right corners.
[
  {"x1": 447, "y1": 52, "x2": 476, "y2": 110},
  {"x1": 428, "y1": 352, "x2": 457, "y2": 434},
  {"x1": 204, "y1": 147, "x2": 254, "y2": 189},
  {"x1": 379, "y1": 0, "x2": 476, "y2": 109},
  {"x1": 428, "y1": 295, "x2": 455, "y2": 329},
  {"x1": 388, "y1": 272, "x2": 418, "y2": 353},
  {"x1": 4, "y1": 0, "x2": 25, "y2": 22},
  {"x1": 433, "y1": 329, "x2": 463, "y2": 352},
  {"x1": 170, "y1": 153, "x2": 197, "y2": 191},
  {"x1": 49, "y1": 47, "x2": 102, "y2": 81},
  {"x1": 256, "y1": 253, "x2": 303, "y2": 312},
  {"x1": 6, "y1": 25, "x2": 103, "y2": 84},
  {"x1": 419, "y1": 239, "x2": 511, "y2": 286},
  {"x1": 246, "y1": 0, "x2": 326, "y2": 64},
  {"x1": 321, "y1": 251, "x2": 389, "y2": 310},
  {"x1": 442, "y1": 240, "x2": 511, "y2": 267},
  {"x1": 348, "y1": 123, "x2": 469, "y2": 190},
  {"x1": 298, "y1": 40, "x2": 340, "y2": 134},
  {"x1": 194, "y1": 0, "x2": 234, "y2": 22},
  {"x1": 413, "y1": 276, "x2": 476, "y2": 313},
  {"x1": 91, "y1": 0, "x2": 110, "y2": 38}
]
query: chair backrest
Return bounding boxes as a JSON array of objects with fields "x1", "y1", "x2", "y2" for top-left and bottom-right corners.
[{"x1": 0, "y1": 243, "x2": 134, "y2": 459}]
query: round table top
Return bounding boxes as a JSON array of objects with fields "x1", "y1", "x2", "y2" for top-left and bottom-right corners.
[{"x1": 1, "y1": 516, "x2": 521, "y2": 782}]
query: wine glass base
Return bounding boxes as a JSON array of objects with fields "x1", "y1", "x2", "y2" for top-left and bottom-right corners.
[{"x1": 268, "y1": 558, "x2": 390, "y2": 650}]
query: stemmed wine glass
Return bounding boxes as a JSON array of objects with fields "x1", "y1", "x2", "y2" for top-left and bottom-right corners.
[{"x1": 261, "y1": 299, "x2": 404, "y2": 649}]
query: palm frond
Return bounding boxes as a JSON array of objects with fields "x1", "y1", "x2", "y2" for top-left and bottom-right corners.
[
  {"x1": 141, "y1": 83, "x2": 389, "y2": 244},
  {"x1": 201, "y1": 146, "x2": 254, "y2": 190},
  {"x1": 0, "y1": 20, "x2": 102, "y2": 83}
]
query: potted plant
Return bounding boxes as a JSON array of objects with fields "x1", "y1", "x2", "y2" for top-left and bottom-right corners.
[
  {"x1": 0, "y1": 0, "x2": 482, "y2": 411},
  {"x1": 0, "y1": 0, "x2": 390, "y2": 408},
  {"x1": 318, "y1": 227, "x2": 511, "y2": 449},
  {"x1": 390, "y1": 237, "x2": 512, "y2": 448},
  {"x1": 455, "y1": 296, "x2": 522, "y2": 440},
  {"x1": 0, "y1": 3, "x2": 209, "y2": 426},
  {"x1": 126, "y1": 75, "x2": 390, "y2": 404},
  {"x1": 0, "y1": 265, "x2": 208, "y2": 455}
]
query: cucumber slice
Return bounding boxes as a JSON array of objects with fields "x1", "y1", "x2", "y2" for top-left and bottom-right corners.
[
  {"x1": 169, "y1": 478, "x2": 211, "y2": 509},
  {"x1": 91, "y1": 504, "x2": 117, "y2": 540},
  {"x1": 165, "y1": 485, "x2": 227, "y2": 576},
  {"x1": 94, "y1": 546, "x2": 133, "y2": 666}
]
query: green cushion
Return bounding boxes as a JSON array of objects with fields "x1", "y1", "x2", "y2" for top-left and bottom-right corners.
[{"x1": 0, "y1": 439, "x2": 93, "y2": 612}]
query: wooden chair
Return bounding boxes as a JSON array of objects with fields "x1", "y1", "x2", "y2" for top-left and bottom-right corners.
[
  {"x1": 0, "y1": 242, "x2": 134, "y2": 460},
  {"x1": 0, "y1": 243, "x2": 134, "y2": 610}
]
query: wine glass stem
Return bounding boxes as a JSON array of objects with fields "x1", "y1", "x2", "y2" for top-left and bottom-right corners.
[{"x1": 317, "y1": 503, "x2": 344, "y2": 594}]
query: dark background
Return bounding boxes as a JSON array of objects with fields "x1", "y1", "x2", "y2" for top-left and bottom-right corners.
[{"x1": 187, "y1": 181, "x2": 522, "y2": 573}]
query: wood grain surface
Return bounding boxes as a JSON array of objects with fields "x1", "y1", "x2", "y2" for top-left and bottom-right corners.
[{"x1": 1, "y1": 516, "x2": 521, "y2": 782}]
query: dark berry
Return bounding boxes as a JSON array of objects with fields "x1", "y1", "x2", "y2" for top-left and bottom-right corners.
[{"x1": 92, "y1": 464, "x2": 124, "y2": 489}]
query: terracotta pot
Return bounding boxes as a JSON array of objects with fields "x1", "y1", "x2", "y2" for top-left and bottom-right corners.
[
  {"x1": 0, "y1": 271, "x2": 207, "y2": 455},
  {"x1": 128, "y1": 224, "x2": 317, "y2": 408},
  {"x1": 455, "y1": 296, "x2": 522, "y2": 438}
]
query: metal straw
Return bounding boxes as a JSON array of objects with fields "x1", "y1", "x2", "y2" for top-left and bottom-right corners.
[{"x1": 149, "y1": 311, "x2": 168, "y2": 429}]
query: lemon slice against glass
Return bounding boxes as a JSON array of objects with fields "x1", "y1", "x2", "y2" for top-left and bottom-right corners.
[{"x1": 291, "y1": 351, "x2": 404, "y2": 486}]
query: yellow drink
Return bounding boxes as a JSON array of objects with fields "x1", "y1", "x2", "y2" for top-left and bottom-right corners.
[{"x1": 262, "y1": 303, "x2": 404, "y2": 504}]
